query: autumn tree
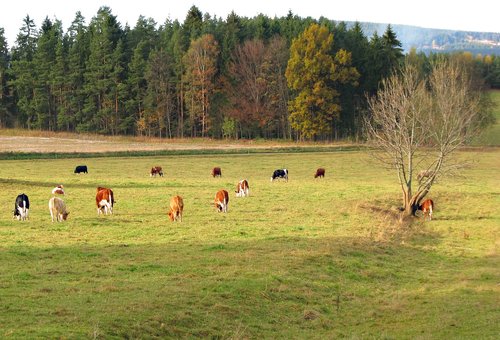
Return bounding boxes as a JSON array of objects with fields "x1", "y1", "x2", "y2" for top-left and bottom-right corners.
[
  {"x1": 226, "y1": 39, "x2": 267, "y2": 136},
  {"x1": 183, "y1": 34, "x2": 219, "y2": 137},
  {"x1": 365, "y1": 58, "x2": 484, "y2": 217},
  {"x1": 286, "y1": 23, "x2": 358, "y2": 139}
]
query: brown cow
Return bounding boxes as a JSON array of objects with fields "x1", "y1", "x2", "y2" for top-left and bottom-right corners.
[
  {"x1": 235, "y1": 179, "x2": 249, "y2": 197},
  {"x1": 418, "y1": 199, "x2": 434, "y2": 221},
  {"x1": 150, "y1": 166, "x2": 164, "y2": 177},
  {"x1": 51, "y1": 184, "x2": 65, "y2": 195},
  {"x1": 212, "y1": 167, "x2": 222, "y2": 178},
  {"x1": 168, "y1": 195, "x2": 184, "y2": 222},
  {"x1": 214, "y1": 189, "x2": 229, "y2": 213},
  {"x1": 96, "y1": 187, "x2": 115, "y2": 215},
  {"x1": 49, "y1": 197, "x2": 69, "y2": 222},
  {"x1": 314, "y1": 168, "x2": 325, "y2": 178}
]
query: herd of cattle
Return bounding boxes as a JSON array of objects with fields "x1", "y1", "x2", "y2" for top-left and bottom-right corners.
[{"x1": 12, "y1": 164, "x2": 434, "y2": 222}]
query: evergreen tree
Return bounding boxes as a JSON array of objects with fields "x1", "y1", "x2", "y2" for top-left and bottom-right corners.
[
  {"x1": 0, "y1": 28, "x2": 11, "y2": 127},
  {"x1": 10, "y1": 15, "x2": 38, "y2": 129},
  {"x1": 83, "y1": 6, "x2": 123, "y2": 133}
]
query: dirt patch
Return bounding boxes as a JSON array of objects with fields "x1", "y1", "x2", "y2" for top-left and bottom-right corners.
[{"x1": 0, "y1": 132, "x2": 350, "y2": 154}]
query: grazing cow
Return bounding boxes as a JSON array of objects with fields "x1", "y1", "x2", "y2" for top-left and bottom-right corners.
[
  {"x1": 212, "y1": 167, "x2": 222, "y2": 178},
  {"x1": 235, "y1": 179, "x2": 249, "y2": 197},
  {"x1": 271, "y1": 169, "x2": 288, "y2": 182},
  {"x1": 13, "y1": 193, "x2": 30, "y2": 221},
  {"x1": 49, "y1": 197, "x2": 69, "y2": 222},
  {"x1": 417, "y1": 170, "x2": 434, "y2": 181},
  {"x1": 150, "y1": 166, "x2": 164, "y2": 177},
  {"x1": 168, "y1": 195, "x2": 184, "y2": 222},
  {"x1": 74, "y1": 165, "x2": 88, "y2": 174},
  {"x1": 314, "y1": 168, "x2": 325, "y2": 178},
  {"x1": 214, "y1": 189, "x2": 229, "y2": 213},
  {"x1": 96, "y1": 187, "x2": 115, "y2": 215},
  {"x1": 418, "y1": 199, "x2": 434, "y2": 221},
  {"x1": 51, "y1": 185, "x2": 65, "y2": 195}
]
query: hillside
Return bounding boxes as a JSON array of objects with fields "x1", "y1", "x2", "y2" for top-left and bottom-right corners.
[{"x1": 345, "y1": 21, "x2": 500, "y2": 55}]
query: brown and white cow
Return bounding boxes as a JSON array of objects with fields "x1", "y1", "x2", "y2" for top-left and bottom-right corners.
[
  {"x1": 418, "y1": 199, "x2": 434, "y2": 221},
  {"x1": 214, "y1": 189, "x2": 229, "y2": 213},
  {"x1": 51, "y1": 184, "x2": 65, "y2": 195},
  {"x1": 314, "y1": 168, "x2": 325, "y2": 178},
  {"x1": 49, "y1": 197, "x2": 69, "y2": 222},
  {"x1": 212, "y1": 167, "x2": 222, "y2": 178},
  {"x1": 96, "y1": 187, "x2": 115, "y2": 215},
  {"x1": 150, "y1": 166, "x2": 164, "y2": 177},
  {"x1": 235, "y1": 179, "x2": 249, "y2": 197},
  {"x1": 168, "y1": 195, "x2": 184, "y2": 222}
]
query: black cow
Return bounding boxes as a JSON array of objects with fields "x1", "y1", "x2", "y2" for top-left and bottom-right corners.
[
  {"x1": 74, "y1": 165, "x2": 88, "y2": 174},
  {"x1": 13, "y1": 193, "x2": 30, "y2": 221},
  {"x1": 271, "y1": 169, "x2": 288, "y2": 182}
]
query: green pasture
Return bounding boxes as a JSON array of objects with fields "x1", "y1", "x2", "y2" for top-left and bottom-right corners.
[{"x1": 0, "y1": 150, "x2": 498, "y2": 338}]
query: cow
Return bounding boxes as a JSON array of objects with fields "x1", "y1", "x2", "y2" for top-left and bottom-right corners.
[
  {"x1": 96, "y1": 187, "x2": 115, "y2": 215},
  {"x1": 49, "y1": 197, "x2": 70, "y2": 222},
  {"x1": 214, "y1": 189, "x2": 229, "y2": 213},
  {"x1": 417, "y1": 170, "x2": 434, "y2": 181},
  {"x1": 212, "y1": 167, "x2": 222, "y2": 178},
  {"x1": 150, "y1": 166, "x2": 164, "y2": 177},
  {"x1": 235, "y1": 179, "x2": 249, "y2": 197},
  {"x1": 13, "y1": 193, "x2": 30, "y2": 221},
  {"x1": 74, "y1": 165, "x2": 88, "y2": 174},
  {"x1": 168, "y1": 195, "x2": 184, "y2": 222},
  {"x1": 314, "y1": 168, "x2": 325, "y2": 178},
  {"x1": 51, "y1": 185, "x2": 65, "y2": 195},
  {"x1": 418, "y1": 199, "x2": 434, "y2": 221},
  {"x1": 271, "y1": 169, "x2": 288, "y2": 182}
]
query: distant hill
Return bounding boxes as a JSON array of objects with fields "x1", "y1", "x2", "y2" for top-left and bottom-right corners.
[{"x1": 344, "y1": 22, "x2": 500, "y2": 55}]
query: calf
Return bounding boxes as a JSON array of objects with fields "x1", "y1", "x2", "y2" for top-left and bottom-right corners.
[
  {"x1": 150, "y1": 166, "x2": 164, "y2": 177},
  {"x1": 74, "y1": 165, "x2": 88, "y2": 174},
  {"x1": 314, "y1": 168, "x2": 325, "y2": 178},
  {"x1": 168, "y1": 195, "x2": 184, "y2": 222},
  {"x1": 214, "y1": 189, "x2": 229, "y2": 213},
  {"x1": 212, "y1": 167, "x2": 222, "y2": 178},
  {"x1": 418, "y1": 199, "x2": 434, "y2": 221},
  {"x1": 417, "y1": 169, "x2": 434, "y2": 181},
  {"x1": 51, "y1": 185, "x2": 65, "y2": 195},
  {"x1": 96, "y1": 187, "x2": 115, "y2": 215},
  {"x1": 13, "y1": 193, "x2": 30, "y2": 221},
  {"x1": 235, "y1": 179, "x2": 249, "y2": 197},
  {"x1": 271, "y1": 169, "x2": 288, "y2": 182},
  {"x1": 49, "y1": 197, "x2": 70, "y2": 222}
]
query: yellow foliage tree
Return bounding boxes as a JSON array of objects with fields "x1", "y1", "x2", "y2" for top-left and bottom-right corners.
[{"x1": 285, "y1": 24, "x2": 358, "y2": 139}]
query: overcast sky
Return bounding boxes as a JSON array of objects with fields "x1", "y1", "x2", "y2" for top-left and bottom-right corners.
[{"x1": 1, "y1": 0, "x2": 499, "y2": 47}]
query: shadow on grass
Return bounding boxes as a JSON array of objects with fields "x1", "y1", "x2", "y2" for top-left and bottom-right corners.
[{"x1": 1, "y1": 230, "x2": 497, "y2": 338}]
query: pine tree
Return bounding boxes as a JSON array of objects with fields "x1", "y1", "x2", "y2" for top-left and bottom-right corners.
[{"x1": 0, "y1": 28, "x2": 11, "y2": 127}]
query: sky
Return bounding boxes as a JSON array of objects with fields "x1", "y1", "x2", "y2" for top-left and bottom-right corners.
[{"x1": 1, "y1": 0, "x2": 499, "y2": 47}]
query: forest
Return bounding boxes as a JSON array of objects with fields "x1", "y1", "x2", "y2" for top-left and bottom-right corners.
[{"x1": 0, "y1": 6, "x2": 499, "y2": 139}]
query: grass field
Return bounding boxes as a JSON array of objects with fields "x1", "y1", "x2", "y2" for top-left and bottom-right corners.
[{"x1": 0, "y1": 149, "x2": 498, "y2": 338}]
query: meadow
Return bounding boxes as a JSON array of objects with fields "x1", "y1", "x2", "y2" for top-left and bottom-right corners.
[{"x1": 0, "y1": 149, "x2": 498, "y2": 338}]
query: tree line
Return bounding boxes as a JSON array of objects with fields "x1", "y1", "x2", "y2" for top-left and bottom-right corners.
[{"x1": 0, "y1": 6, "x2": 498, "y2": 139}]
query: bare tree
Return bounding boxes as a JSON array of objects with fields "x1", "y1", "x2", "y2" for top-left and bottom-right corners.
[{"x1": 365, "y1": 58, "x2": 482, "y2": 217}]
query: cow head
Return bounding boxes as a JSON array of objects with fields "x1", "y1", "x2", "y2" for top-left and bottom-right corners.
[
  {"x1": 62, "y1": 212, "x2": 70, "y2": 220},
  {"x1": 168, "y1": 210, "x2": 175, "y2": 221}
]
